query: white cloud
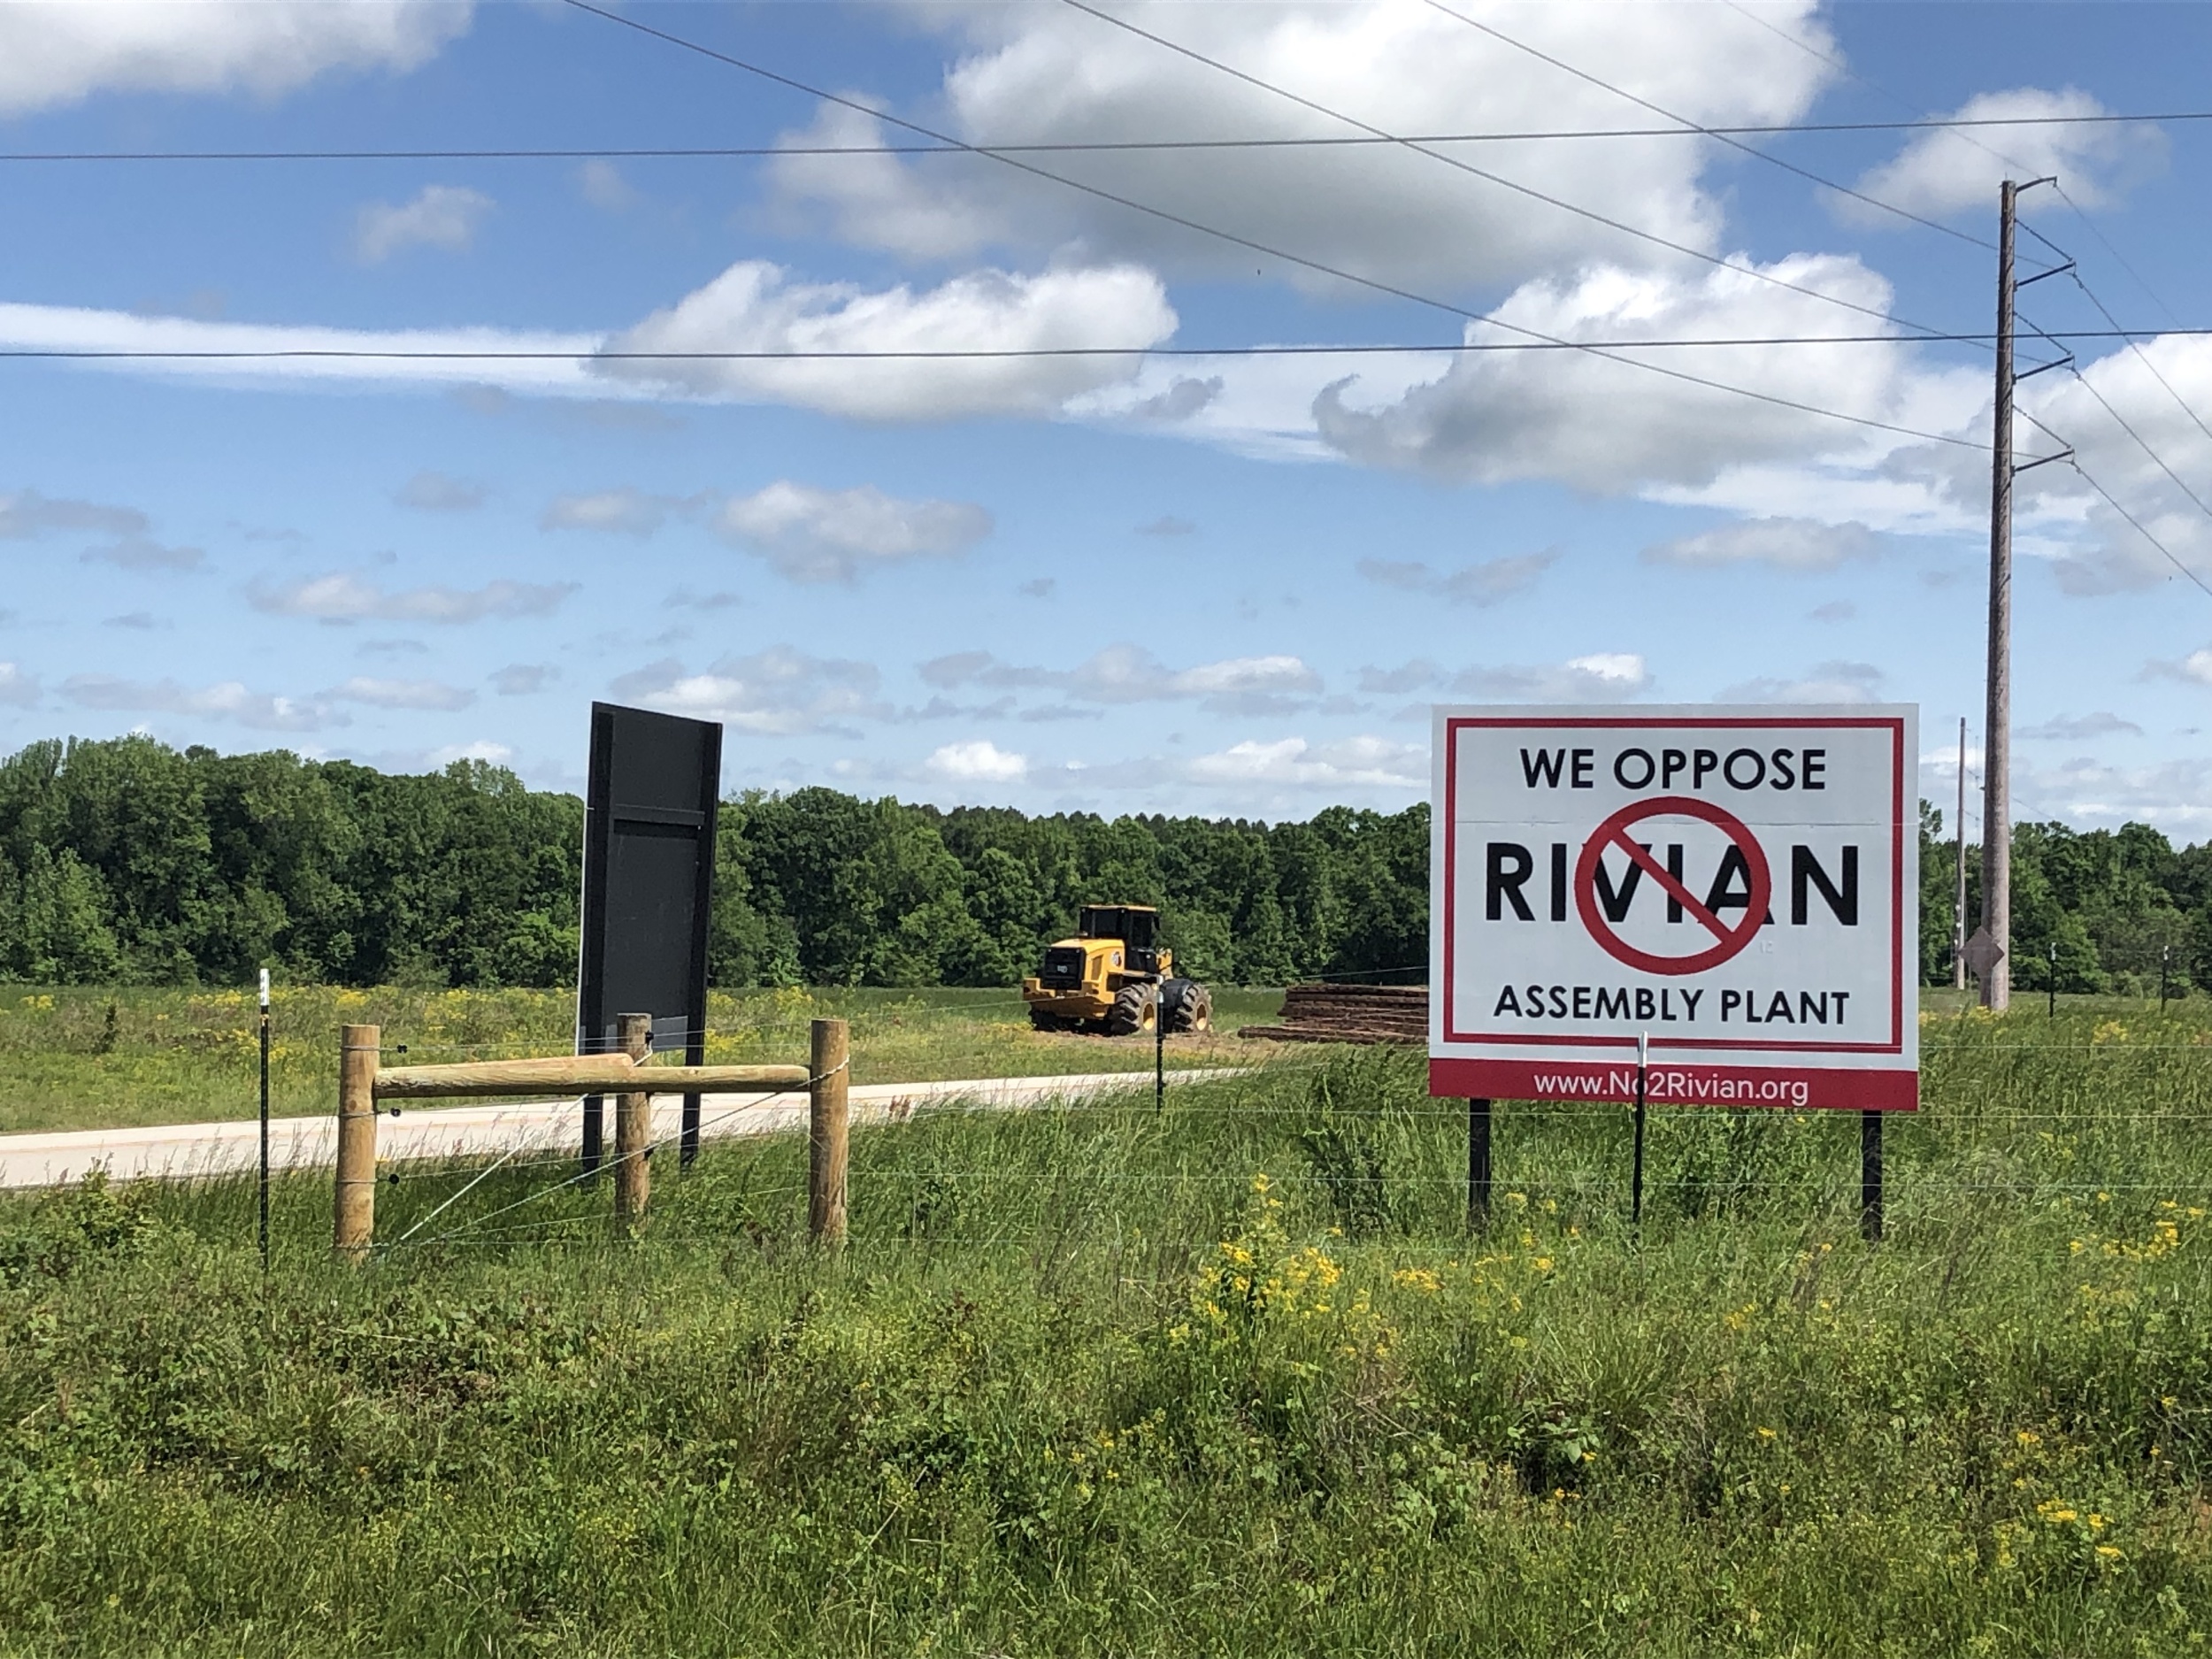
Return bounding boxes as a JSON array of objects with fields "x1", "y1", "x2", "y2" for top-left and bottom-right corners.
[
  {"x1": 1358, "y1": 549, "x2": 1558, "y2": 605},
  {"x1": 62, "y1": 674, "x2": 333, "y2": 732},
  {"x1": 398, "y1": 471, "x2": 484, "y2": 511},
  {"x1": 492, "y1": 664, "x2": 554, "y2": 696},
  {"x1": 714, "y1": 482, "x2": 993, "y2": 582},
  {"x1": 353, "y1": 184, "x2": 493, "y2": 263},
  {"x1": 1446, "y1": 652, "x2": 1652, "y2": 703},
  {"x1": 609, "y1": 647, "x2": 888, "y2": 735},
  {"x1": 2020, "y1": 712, "x2": 2143, "y2": 741},
  {"x1": 1129, "y1": 376, "x2": 1223, "y2": 422},
  {"x1": 1312, "y1": 257, "x2": 1928, "y2": 492},
  {"x1": 541, "y1": 488, "x2": 679, "y2": 537},
  {"x1": 924, "y1": 644, "x2": 1323, "y2": 715},
  {"x1": 2146, "y1": 648, "x2": 2212, "y2": 687},
  {"x1": 0, "y1": 489, "x2": 198, "y2": 568},
  {"x1": 1357, "y1": 660, "x2": 1440, "y2": 696},
  {"x1": 2010, "y1": 336, "x2": 2212, "y2": 595},
  {"x1": 1851, "y1": 88, "x2": 2166, "y2": 221},
  {"x1": 577, "y1": 159, "x2": 638, "y2": 212},
  {"x1": 1160, "y1": 653, "x2": 1322, "y2": 709},
  {"x1": 0, "y1": 663, "x2": 37, "y2": 708},
  {"x1": 1717, "y1": 659, "x2": 1885, "y2": 704},
  {"x1": 1184, "y1": 735, "x2": 1425, "y2": 791},
  {"x1": 82, "y1": 536, "x2": 203, "y2": 571},
  {"x1": 2013, "y1": 753, "x2": 2212, "y2": 833},
  {"x1": 770, "y1": 3, "x2": 1835, "y2": 291},
  {"x1": 926, "y1": 739, "x2": 1028, "y2": 783},
  {"x1": 1645, "y1": 517, "x2": 1876, "y2": 572},
  {"x1": 326, "y1": 675, "x2": 475, "y2": 710},
  {"x1": 595, "y1": 260, "x2": 1176, "y2": 420},
  {"x1": 0, "y1": 489, "x2": 146, "y2": 539},
  {"x1": 250, "y1": 571, "x2": 576, "y2": 623},
  {"x1": 0, "y1": 301, "x2": 602, "y2": 395},
  {"x1": 0, "y1": 1, "x2": 470, "y2": 117},
  {"x1": 427, "y1": 739, "x2": 513, "y2": 768}
]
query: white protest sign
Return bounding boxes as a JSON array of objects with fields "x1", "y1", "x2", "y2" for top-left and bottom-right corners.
[{"x1": 1429, "y1": 705, "x2": 1919, "y2": 1110}]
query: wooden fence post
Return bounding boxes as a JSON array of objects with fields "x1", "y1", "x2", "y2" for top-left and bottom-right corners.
[
  {"x1": 614, "y1": 1012, "x2": 653, "y2": 1233},
  {"x1": 809, "y1": 1018, "x2": 849, "y2": 1246},
  {"x1": 334, "y1": 1023, "x2": 380, "y2": 1258}
]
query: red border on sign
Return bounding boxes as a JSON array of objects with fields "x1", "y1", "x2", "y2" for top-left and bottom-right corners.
[
  {"x1": 1440, "y1": 716, "x2": 1907, "y2": 1056},
  {"x1": 1428, "y1": 1056, "x2": 1918, "y2": 1112}
]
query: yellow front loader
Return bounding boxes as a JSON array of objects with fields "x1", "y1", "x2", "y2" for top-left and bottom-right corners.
[{"x1": 1021, "y1": 904, "x2": 1213, "y2": 1036}]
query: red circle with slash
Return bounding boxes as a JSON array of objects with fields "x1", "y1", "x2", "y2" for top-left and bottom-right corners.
[{"x1": 1574, "y1": 795, "x2": 1771, "y2": 976}]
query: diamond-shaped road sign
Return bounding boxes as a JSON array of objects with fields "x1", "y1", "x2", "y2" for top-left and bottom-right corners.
[{"x1": 1962, "y1": 926, "x2": 2007, "y2": 980}]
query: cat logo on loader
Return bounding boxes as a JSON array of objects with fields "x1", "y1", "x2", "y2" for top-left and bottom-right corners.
[{"x1": 1021, "y1": 904, "x2": 1213, "y2": 1037}]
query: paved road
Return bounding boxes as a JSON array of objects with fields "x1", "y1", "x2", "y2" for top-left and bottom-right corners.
[{"x1": 0, "y1": 1070, "x2": 1232, "y2": 1190}]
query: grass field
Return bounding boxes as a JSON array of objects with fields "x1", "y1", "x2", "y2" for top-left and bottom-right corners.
[
  {"x1": 0, "y1": 984, "x2": 1284, "y2": 1135},
  {"x1": 2, "y1": 1001, "x2": 2210, "y2": 1655}
]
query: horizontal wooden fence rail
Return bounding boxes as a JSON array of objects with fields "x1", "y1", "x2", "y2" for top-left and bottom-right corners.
[
  {"x1": 334, "y1": 1018, "x2": 824, "y2": 1258},
  {"x1": 373, "y1": 1056, "x2": 810, "y2": 1100}
]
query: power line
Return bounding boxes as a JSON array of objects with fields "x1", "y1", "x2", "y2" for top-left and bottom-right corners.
[
  {"x1": 2012, "y1": 228, "x2": 2212, "y2": 546},
  {"x1": 556, "y1": 0, "x2": 1986, "y2": 451},
  {"x1": 8, "y1": 112, "x2": 2207, "y2": 164},
  {"x1": 0, "y1": 332, "x2": 2055, "y2": 364},
  {"x1": 1722, "y1": 0, "x2": 2185, "y2": 333},
  {"x1": 2069, "y1": 458, "x2": 2212, "y2": 601},
  {"x1": 2053, "y1": 182, "x2": 2189, "y2": 334},
  {"x1": 1416, "y1": 0, "x2": 1991, "y2": 251},
  {"x1": 1056, "y1": 0, "x2": 1954, "y2": 341},
  {"x1": 2056, "y1": 362, "x2": 2212, "y2": 527},
  {"x1": 2063, "y1": 264, "x2": 2212, "y2": 452},
  {"x1": 2021, "y1": 411, "x2": 2212, "y2": 600},
  {"x1": 1724, "y1": 4, "x2": 2212, "y2": 605},
  {"x1": 10, "y1": 328, "x2": 2206, "y2": 365}
]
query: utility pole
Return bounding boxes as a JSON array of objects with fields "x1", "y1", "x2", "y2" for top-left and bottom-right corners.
[
  {"x1": 1953, "y1": 718, "x2": 1968, "y2": 992},
  {"x1": 1980, "y1": 180, "x2": 2018, "y2": 1011},
  {"x1": 1979, "y1": 176, "x2": 2064, "y2": 1011}
]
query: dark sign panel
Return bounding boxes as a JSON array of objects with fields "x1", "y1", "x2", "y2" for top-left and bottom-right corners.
[{"x1": 578, "y1": 702, "x2": 722, "y2": 1169}]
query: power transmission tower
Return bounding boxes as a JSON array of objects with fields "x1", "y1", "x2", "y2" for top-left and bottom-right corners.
[{"x1": 1979, "y1": 176, "x2": 2065, "y2": 1010}]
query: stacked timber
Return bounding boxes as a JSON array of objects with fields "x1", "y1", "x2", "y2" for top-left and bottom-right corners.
[{"x1": 1239, "y1": 983, "x2": 1427, "y2": 1046}]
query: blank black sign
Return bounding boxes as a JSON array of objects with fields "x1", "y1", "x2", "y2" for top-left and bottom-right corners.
[{"x1": 577, "y1": 702, "x2": 722, "y2": 1168}]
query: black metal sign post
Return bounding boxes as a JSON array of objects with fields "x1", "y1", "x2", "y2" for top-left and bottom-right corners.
[
  {"x1": 257, "y1": 968, "x2": 271, "y2": 1271},
  {"x1": 578, "y1": 703, "x2": 723, "y2": 1177},
  {"x1": 1154, "y1": 979, "x2": 1165, "y2": 1113},
  {"x1": 1630, "y1": 1031, "x2": 1649, "y2": 1229},
  {"x1": 1467, "y1": 1097, "x2": 1492, "y2": 1232},
  {"x1": 1861, "y1": 1109, "x2": 1884, "y2": 1241}
]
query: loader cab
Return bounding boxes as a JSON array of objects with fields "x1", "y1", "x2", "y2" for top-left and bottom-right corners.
[{"x1": 1079, "y1": 905, "x2": 1161, "y2": 975}]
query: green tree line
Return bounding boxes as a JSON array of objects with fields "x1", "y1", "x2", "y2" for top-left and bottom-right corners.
[
  {"x1": 1918, "y1": 803, "x2": 2208, "y2": 996},
  {"x1": 0, "y1": 735, "x2": 2202, "y2": 993},
  {"x1": 0, "y1": 736, "x2": 1424, "y2": 989}
]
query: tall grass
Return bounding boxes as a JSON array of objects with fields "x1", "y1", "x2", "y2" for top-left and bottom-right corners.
[
  {"x1": 0, "y1": 983, "x2": 1279, "y2": 1134},
  {"x1": 1, "y1": 1005, "x2": 2208, "y2": 1655}
]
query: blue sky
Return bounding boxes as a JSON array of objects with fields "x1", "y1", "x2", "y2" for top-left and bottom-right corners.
[{"x1": 3, "y1": 1, "x2": 2210, "y2": 834}]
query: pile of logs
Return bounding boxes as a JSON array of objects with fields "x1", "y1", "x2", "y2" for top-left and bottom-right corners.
[{"x1": 1239, "y1": 982, "x2": 1427, "y2": 1046}]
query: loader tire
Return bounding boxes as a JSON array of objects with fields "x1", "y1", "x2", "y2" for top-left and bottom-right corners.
[
  {"x1": 1164, "y1": 979, "x2": 1212, "y2": 1034},
  {"x1": 1105, "y1": 982, "x2": 1156, "y2": 1036}
]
